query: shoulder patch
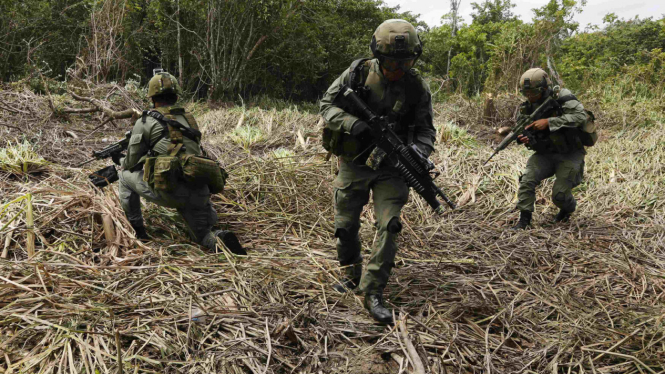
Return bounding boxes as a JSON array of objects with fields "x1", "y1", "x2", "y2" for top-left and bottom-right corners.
[{"x1": 129, "y1": 133, "x2": 143, "y2": 145}]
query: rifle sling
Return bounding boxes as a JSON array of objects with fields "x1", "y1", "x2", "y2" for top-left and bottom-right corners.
[
  {"x1": 128, "y1": 111, "x2": 201, "y2": 172},
  {"x1": 144, "y1": 110, "x2": 202, "y2": 142}
]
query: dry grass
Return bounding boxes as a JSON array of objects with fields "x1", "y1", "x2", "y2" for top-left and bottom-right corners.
[
  {"x1": 0, "y1": 83, "x2": 664, "y2": 374},
  {"x1": 0, "y1": 141, "x2": 49, "y2": 176}
]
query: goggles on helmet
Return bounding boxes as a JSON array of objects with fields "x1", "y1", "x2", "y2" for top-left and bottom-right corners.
[
  {"x1": 521, "y1": 88, "x2": 542, "y2": 97},
  {"x1": 380, "y1": 58, "x2": 415, "y2": 73}
]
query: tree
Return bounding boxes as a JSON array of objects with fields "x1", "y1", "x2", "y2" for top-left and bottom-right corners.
[
  {"x1": 470, "y1": 0, "x2": 517, "y2": 25},
  {"x1": 447, "y1": 0, "x2": 463, "y2": 76}
]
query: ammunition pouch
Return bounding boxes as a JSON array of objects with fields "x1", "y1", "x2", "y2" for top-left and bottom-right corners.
[
  {"x1": 143, "y1": 154, "x2": 227, "y2": 194},
  {"x1": 322, "y1": 127, "x2": 344, "y2": 156},
  {"x1": 143, "y1": 156, "x2": 180, "y2": 192},
  {"x1": 321, "y1": 127, "x2": 366, "y2": 158},
  {"x1": 579, "y1": 110, "x2": 598, "y2": 147},
  {"x1": 180, "y1": 154, "x2": 227, "y2": 194}
]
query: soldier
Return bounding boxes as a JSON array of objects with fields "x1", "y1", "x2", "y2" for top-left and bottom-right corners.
[
  {"x1": 116, "y1": 71, "x2": 245, "y2": 255},
  {"x1": 513, "y1": 68, "x2": 589, "y2": 229},
  {"x1": 320, "y1": 19, "x2": 436, "y2": 324}
]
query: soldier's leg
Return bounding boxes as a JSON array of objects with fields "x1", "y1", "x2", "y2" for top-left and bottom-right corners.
[
  {"x1": 173, "y1": 187, "x2": 218, "y2": 245},
  {"x1": 552, "y1": 151, "x2": 585, "y2": 214},
  {"x1": 358, "y1": 170, "x2": 409, "y2": 295},
  {"x1": 118, "y1": 170, "x2": 143, "y2": 224},
  {"x1": 119, "y1": 170, "x2": 159, "y2": 239},
  {"x1": 516, "y1": 153, "x2": 556, "y2": 212},
  {"x1": 334, "y1": 162, "x2": 370, "y2": 282}
]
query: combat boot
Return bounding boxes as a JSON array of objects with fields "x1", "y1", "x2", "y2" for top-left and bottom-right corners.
[
  {"x1": 214, "y1": 230, "x2": 247, "y2": 255},
  {"x1": 511, "y1": 210, "x2": 532, "y2": 230},
  {"x1": 129, "y1": 220, "x2": 150, "y2": 241},
  {"x1": 554, "y1": 209, "x2": 572, "y2": 223},
  {"x1": 333, "y1": 277, "x2": 360, "y2": 293},
  {"x1": 364, "y1": 293, "x2": 394, "y2": 324}
]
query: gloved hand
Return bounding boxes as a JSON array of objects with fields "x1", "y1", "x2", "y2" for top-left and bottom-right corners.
[
  {"x1": 415, "y1": 143, "x2": 433, "y2": 158},
  {"x1": 350, "y1": 120, "x2": 372, "y2": 139},
  {"x1": 111, "y1": 152, "x2": 124, "y2": 166}
]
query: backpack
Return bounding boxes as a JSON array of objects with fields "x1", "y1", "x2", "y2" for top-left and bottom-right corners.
[
  {"x1": 556, "y1": 94, "x2": 598, "y2": 147},
  {"x1": 141, "y1": 109, "x2": 227, "y2": 193}
]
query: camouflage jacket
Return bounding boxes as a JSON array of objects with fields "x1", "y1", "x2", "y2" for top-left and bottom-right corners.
[
  {"x1": 319, "y1": 59, "x2": 436, "y2": 160},
  {"x1": 519, "y1": 88, "x2": 588, "y2": 154}
]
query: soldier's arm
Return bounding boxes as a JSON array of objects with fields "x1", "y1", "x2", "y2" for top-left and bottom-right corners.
[
  {"x1": 121, "y1": 119, "x2": 149, "y2": 170},
  {"x1": 319, "y1": 69, "x2": 360, "y2": 133},
  {"x1": 548, "y1": 100, "x2": 587, "y2": 132},
  {"x1": 412, "y1": 77, "x2": 436, "y2": 155}
]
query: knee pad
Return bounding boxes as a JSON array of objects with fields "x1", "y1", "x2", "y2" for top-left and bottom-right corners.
[
  {"x1": 386, "y1": 217, "x2": 402, "y2": 234},
  {"x1": 554, "y1": 191, "x2": 570, "y2": 203}
]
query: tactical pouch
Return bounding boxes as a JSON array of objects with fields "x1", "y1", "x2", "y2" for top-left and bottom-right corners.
[
  {"x1": 152, "y1": 156, "x2": 180, "y2": 192},
  {"x1": 322, "y1": 127, "x2": 344, "y2": 156},
  {"x1": 143, "y1": 157, "x2": 156, "y2": 185},
  {"x1": 89, "y1": 165, "x2": 118, "y2": 188},
  {"x1": 180, "y1": 154, "x2": 227, "y2": 194},
  {"x1": 579, "y1": 110, "x2": 598, "y2": 147}
]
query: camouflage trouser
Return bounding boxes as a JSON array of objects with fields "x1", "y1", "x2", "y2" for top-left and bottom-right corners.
[
  {"x1": 516, "y1": 150, "x2": 585, "y2": 213},
  {"x1": 118, "y1": 169, "x2": 219, "y2": 248},
  {"x1": 333, "y1": 160, "x2": 409, "y2": 295}
]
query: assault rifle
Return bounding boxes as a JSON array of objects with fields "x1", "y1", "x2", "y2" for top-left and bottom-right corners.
[
  {"x1": 483, "y1": 87, "x2": 560, "y2": 165},
  {"x1": 78, "y1": 131, "x2": 131, "y2": 167},
  {"x1": 336, "y1": 85, "x2": 456, "y2": 214}
]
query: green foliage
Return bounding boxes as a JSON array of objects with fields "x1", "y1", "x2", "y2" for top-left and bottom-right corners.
[
  {"x1": 558, "y1": 17, "x2": 665, "y2": 93},
  {"x1": 423, "y1": 0, "x2": 587, "y2": 95},
  {"x1": 470, "y1": 0, "x2": 517, "y2": 25},
  {"x1": 0, "y1": 0, "x2": 419, "y2": 101},
  {"x1": 2, "y1": 0, "x2": 662, "y2": 109},
  {"x1": 438, "y1": 122, "x2": 477, "y2": 147}
]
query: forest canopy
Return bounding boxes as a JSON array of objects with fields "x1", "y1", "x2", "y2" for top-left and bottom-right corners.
[{"x1": 1, "y1": 0, "x2": 663, "y2": 101}]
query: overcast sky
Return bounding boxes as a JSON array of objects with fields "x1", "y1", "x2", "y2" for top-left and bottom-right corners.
[{"x1": 383, "y1": 0, "x2": 664, "y2": 30}]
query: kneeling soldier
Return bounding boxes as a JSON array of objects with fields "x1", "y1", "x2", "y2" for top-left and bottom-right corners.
[
  {"x1": 320, "y1": 20, "x2": 436, "y2": 323},
  {"x1": 117, "y1": 72, "x2": 245, "y2": 254},
  {"x1": 513, "y1": 68, "x2": 591, "y2": 229}
]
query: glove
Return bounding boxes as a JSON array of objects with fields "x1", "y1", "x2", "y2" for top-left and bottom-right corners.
[
  {"x1": 350, "y1": 120, "x2": 372, "y2": 139},
  {"x1": 416, "y1": 143, "x2": 433, "y2": 158},
  {"x1": 111, "y1": 152, "x2": 124, "y2": 166}
]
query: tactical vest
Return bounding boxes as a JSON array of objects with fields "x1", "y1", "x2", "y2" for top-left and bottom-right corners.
[
  {"x1": 352, "y1": 59, "x2": 423, "y2": 143},
  {"x1": 522, "y1": 93, "x2": 596, "y2": 154},
  {"x1": 322, "y1": 59, "x2": 425, "y2": 160}
]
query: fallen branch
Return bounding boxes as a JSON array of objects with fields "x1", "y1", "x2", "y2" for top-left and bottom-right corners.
[{"x1": 70, "y1": 92, "x2": 140, "y2": 120}]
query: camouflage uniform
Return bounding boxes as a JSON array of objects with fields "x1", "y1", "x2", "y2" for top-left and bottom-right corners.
[
  {"x1": 516, "y1": 87, "x2": 587, "y2": 214},
  {"x1": 119, "y1": 106, "x2": 220, "y2": 249},
  {"x1": 320, "y1": 58, "x2": 436, "y2": 294}
]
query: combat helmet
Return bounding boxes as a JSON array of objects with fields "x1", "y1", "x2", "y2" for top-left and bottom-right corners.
[
  {"x1": 519, "y1": 68, "x2": 552, "y2": 95},
  {"x1": 148, "y1": 71, "x2": 182, "y2": 99},
  {"x1": 370, "y1": 19, "x2": 423, "y2": 62}
]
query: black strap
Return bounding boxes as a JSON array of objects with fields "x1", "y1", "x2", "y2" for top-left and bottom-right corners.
[
  {"x1": 349, "y1": 58, "x2": 371, "y2": 90},
  {"x1": 143, "y1": 110, "x2": 202, "y2": 141},
  {"x1": 142, "y1": 110, "x2": 202, "y2": 157}
]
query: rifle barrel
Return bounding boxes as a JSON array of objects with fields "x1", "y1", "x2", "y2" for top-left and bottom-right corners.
[{"x1": 77, "y1": 158, "x2": 97, "y2": 168}]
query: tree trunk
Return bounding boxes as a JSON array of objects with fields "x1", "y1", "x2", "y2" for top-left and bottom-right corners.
[{"x1": 177, "y1": 0, "x2": 183, "y2": 87}]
